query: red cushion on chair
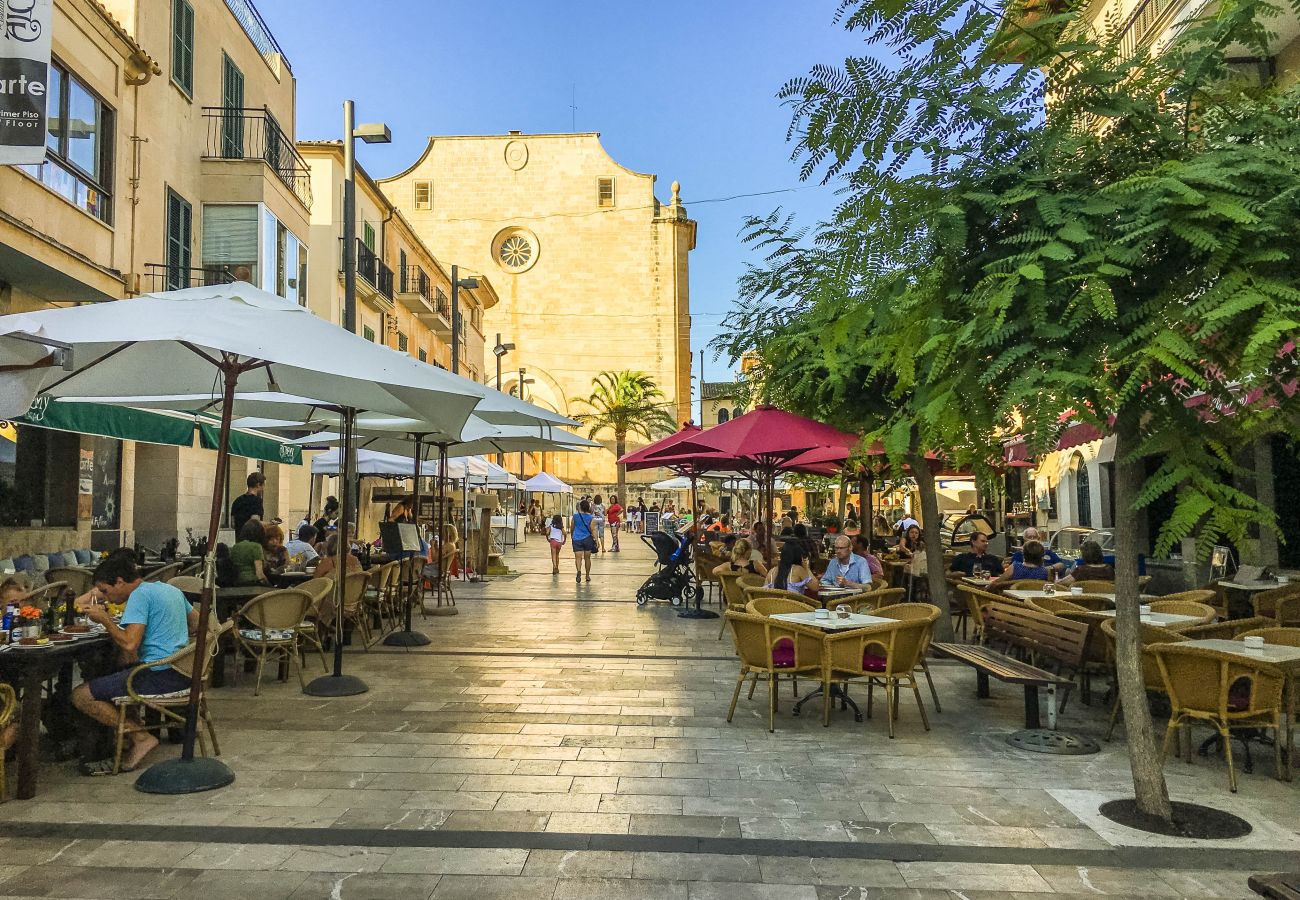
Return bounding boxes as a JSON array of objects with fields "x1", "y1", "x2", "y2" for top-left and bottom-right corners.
[
  {"x1": 772, "y1": 638, "x2": 795, "y2": 668},
  {"x1": 862, "y1": 653, "x2": 887, "y2": 672}
]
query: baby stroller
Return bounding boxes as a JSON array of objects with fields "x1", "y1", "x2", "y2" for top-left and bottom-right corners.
[{"x1": 636, "y1": 530, "x2": 698, "y2": 607}]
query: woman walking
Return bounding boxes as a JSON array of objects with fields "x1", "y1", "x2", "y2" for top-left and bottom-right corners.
[
  {"x1": 591, "y1": 495, "x2": 607, "y2": 553},
  {"x1": 547, "y1": 514, "x2": 566, "y2": 575},
  {"x1": 571, "y1": 500, "x2": 597, "y2": 583},
  {"x1": 606, "y1": 495, "x2": 623, "y2": 552}
]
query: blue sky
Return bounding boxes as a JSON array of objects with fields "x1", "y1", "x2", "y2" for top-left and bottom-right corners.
[{"x1": 259, "y1": 0, "x2": 862, "y2": 394}]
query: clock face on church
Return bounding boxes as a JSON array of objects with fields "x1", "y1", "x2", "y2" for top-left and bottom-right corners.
[{"x1": 492, "y1": 227, "x2": 539, "y2": 273}]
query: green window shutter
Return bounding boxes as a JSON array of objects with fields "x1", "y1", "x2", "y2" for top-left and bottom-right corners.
[
  {"x1": 165, "y1": 190, "x2": 192, "y2": 290},
  {"x1": 363, "y1": 222, "x2": 376, "y2": 251},
  {"x1": 171, "y1": 0, "x2": 194, "y2": 95},
  {"x1": 220, "y1": 54, "x2": 244, "y2": 158}
]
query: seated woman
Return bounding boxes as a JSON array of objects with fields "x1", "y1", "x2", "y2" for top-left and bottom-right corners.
[
  {"x1": 1062, "y1": 540, "x2": 1115, "y2": 583},
  {"x1": 765, "y1": 539, "x2": 818, "y2": 599},
  {"x1": 230, "y1": 520, "x2": 269, "y2": 586},
  {"x1": 993, "y1": 539, "x2": 1052, "y2": 584},
  {"x1": 261, "y1": 523, "x2": 289, "y2": 578},
  {"x1": 314, "y1": 533, "x2": 362, "y2": 580},
  {"x1": 713, "y1": 537, "x2": 768, "y2": 578},
  {"x1": 896, "y1": 524, "x2": 923, "y2": 559}
]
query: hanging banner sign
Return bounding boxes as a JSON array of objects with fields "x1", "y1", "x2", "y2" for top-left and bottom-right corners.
[{"x1": 0, "y1": 0, "x2": 52, "y2": 165}]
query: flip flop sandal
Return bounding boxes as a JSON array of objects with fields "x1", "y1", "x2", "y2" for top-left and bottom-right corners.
[{"x1": 80, "y1": 758, "x2": 134, "y2": 777}]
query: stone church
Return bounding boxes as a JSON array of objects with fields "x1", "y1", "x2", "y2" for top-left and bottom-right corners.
[{"x1": 380, "y1": 132, "x2": 695, "y2": 488}]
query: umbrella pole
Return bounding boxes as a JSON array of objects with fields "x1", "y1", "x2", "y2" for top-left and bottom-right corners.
[
  {"x1": 304, "y1": 407, "x2": 369, "y2": 696},
  {"x1": 677, "y1": 470, "x2": 718, "y2": 620},
  {"x1": 385, "y1": 435, "x2": 431, "y2": 646},
  {"x1": 431, "y1": 445, "x2": 457, "y2": 615},
  {"x1": 136, "y1": 360, "x2": 242, "y2": 794}
]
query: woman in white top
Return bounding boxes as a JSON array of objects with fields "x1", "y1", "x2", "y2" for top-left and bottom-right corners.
[{"x1": 591, "y1": 495, "x2": 607, "y2": 553}]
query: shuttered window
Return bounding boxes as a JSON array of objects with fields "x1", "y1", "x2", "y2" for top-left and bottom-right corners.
[
  {"x1": 414, "y1": 181, "x2": 432, "y2": 209},
  {"x1": 165, "y1": 190, "x2": 192, "y2": 290},
  {"x1": 597, "y1": 177, "x2": 615, "y2": 208},
  {"x1": 171, "y1": 0, "x2": 194, "y2": 96}
]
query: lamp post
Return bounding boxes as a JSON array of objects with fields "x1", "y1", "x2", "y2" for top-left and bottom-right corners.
[
  {"x1": 516, "y1": 367, "x2": 535, "y2": 477},
  {"x1": 492, "y1": 334, "x2": 516, "y2": 465},
  {"x1": 450, "y1": 265, "x2": 479, "y2": 375},
  {"x1": 341, "y1": 101, "x2": 391, "y2": 334}
]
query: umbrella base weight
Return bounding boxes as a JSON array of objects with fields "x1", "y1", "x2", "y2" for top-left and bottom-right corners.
[
  {"x1": 135, "y1": 755, "x2": 235, "y2": 795},
  {"x1": 427, "y1": 607, "x2": 459, "y2": 617},
  {"x1": 677, "y1": 608, "x2": 720, "y2": 620},
  {"x1": 383, "y1": 630, "x2": 432, "y2": 647},
  {"x1": 303, "y1": 674, "x2": 369, "y2": 697}
]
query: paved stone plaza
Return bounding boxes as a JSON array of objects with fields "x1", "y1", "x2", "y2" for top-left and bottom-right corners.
[{"x1": 0, "y1": 537, "x2": 1295, "y2": 898}]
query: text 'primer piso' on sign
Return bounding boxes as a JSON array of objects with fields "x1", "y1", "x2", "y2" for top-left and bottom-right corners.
[{"x1": 0, "y1": 0, "x2": 52, "y2": 165}]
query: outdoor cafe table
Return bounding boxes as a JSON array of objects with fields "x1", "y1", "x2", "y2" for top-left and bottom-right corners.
[
  {"x1": 771, "y1": 611, "x2": 895, "y2": 631},
  {"x1": 1184, "y1": 638, "x2": 1300, "y2": 781},
  {"x1": 0, "y1": 633, "x2": 116, "y2": 799},
  {"x1": 1004, "y1": 588, "x2": 1156, "y2": 605},
  {"x1": 1094, "y1": 608, "x2": 1199, "y2": 627}
]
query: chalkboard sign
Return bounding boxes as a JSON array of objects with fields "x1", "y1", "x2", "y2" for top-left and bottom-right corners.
[
  {"x1": 644, "y1": 512, "x2": 661, "y2": 534},
  {"x1": 379, "y1": 522, "x2": 423, "y2": 553}
]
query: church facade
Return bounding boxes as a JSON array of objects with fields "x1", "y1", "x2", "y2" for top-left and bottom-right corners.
[{"x1": 381, "y1": 132, "x2": 695, "y2": 487}]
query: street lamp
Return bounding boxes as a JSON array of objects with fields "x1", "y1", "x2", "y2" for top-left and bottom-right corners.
[
  {"x1": 450, "y1": 265, "x2": 479, "y2": 375},
  {"x1": 516, "y1": 368, "x2": 535, "y2": 478},
  {"x1": 341, "y1": 102, "x2": 391, "y2": 334},
  {"x1": 493, "y1": 334, "x2": 515, "y2": 389}
]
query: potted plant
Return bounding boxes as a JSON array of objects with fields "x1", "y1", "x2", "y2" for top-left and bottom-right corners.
[{"x1": 821, "y1": 515, "x2": 841, "y2": 534}]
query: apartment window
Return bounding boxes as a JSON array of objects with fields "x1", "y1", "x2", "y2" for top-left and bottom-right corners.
[
  {"x1": 362, "y1": 325, "x2": 375, "y2": 342},
  {"x1": 20, "y1": 60, "x2": 114, "y2": 222},
  {"x1": 171, "y1": 0, "x2": 194, "y2": 96},
  {"x1": 165, "y1": 189, "x2": 192, "y2": 290},
  {"x1": 220, "y1": 54, "x2": 244, "y2": 158},
  {"x1": 0, "y1": 425, "x2": 80, "y2": 528},
  {"x1": 413, "y1": 180, "x2": 432, "y2": 210},
  {"x1": 418, "y1": 348, "x2": 427, "y2": 363},
  {"x1": 203, "y1": 204, "x2": 258, "y2": 284},
  {"x1": 597, "y1": 177, "x2": 615, "y2": 208},
  {"x1": 362, "y1": 222, "x2": 376, "y2": 252},
  {"x1": 398, "y1": 249, "x2": 407, "y2": 291},
  {"x1": 397, "y1": 333, "x2": 408, "y2": 352}
]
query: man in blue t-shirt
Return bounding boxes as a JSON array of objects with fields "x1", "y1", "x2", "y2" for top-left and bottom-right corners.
[{"x1": 72, "y1": 551, "x2": 196, "y2": 774}]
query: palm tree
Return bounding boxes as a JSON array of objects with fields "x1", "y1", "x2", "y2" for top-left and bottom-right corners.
[{"x1": 570, "y1": 371, "x2": 678, "y2": 497}]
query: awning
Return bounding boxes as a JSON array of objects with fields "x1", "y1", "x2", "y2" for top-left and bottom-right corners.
[
  {"x1": 199, "y1": 422, "x2": 302, "y2": 465},
  {"x1": 1057, "y1": 422, "x2": 1104, "y2": 451},
  {"x1": 1002, "y1": 439, "x2": 1035, "y2": 467},
  {"x1": 17, "y1": 398, "x2": 196, "y2": 447}
]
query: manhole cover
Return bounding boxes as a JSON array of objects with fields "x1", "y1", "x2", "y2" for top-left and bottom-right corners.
[{"x1": 1006, "y1": 728, "x2": 1101, "y2": 755}]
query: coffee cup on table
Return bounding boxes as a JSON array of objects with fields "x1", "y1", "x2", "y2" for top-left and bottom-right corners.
[{"x1": 1244, "y1": 635, "x2": 1265, "y2": 650}]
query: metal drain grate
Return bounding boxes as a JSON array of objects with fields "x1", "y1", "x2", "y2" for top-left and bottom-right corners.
[{"x1": 1006, "y1": 728, "x2": 1101, "y2": 755}]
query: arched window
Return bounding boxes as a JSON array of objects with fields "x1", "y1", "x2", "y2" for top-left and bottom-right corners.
[
  {"x1": 733, "y1": 407, "x2": 744, "y2": 420},
  {"x1": 717, "y1": 408, "x2": 730, "y2": 424},
  {"x1": 1071, "y1": 454, "x2": 1092, "y2": 528}
]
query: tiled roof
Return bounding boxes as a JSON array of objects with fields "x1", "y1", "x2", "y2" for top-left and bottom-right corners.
[{"x1": 701, "y1": 381, "x2": 737, "y2": 401}]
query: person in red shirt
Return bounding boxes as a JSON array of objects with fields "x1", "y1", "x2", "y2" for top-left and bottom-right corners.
[{"x1": 606, "y1": 496, "x2": 624, "y2": 552}]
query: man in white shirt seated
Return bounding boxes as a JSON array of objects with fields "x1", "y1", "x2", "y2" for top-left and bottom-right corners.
[{"x1": 285, "y1": 525, "x2": 321, "y2": 567}]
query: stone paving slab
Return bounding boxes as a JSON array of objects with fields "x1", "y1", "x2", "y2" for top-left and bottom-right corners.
[{"x1": 0, "y1": 536, "x2": 1293, "y2": 897}]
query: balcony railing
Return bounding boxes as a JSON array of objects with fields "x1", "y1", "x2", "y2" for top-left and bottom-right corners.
[
  {"x1": 202, "y1": 106, "x2": 312, "y2": 209},
  {"x1": 340, "y1": 238, "x2": 394, "y2": 301},
  {"x1": 1115, "y1": 0, "x2": 1181, "y2": 57},
  {"x1": 223, "y1": 0, "x2": 291, "y2": 71},
  {"x1": 434, "y1": 287, "x2": 450, "y2": 319},
  {"x1": 140, "y1": 263, "x2": 235, "y2": 294},
  {"x1": 399, "y1": 265, "x2": 430, "y2": 300}
]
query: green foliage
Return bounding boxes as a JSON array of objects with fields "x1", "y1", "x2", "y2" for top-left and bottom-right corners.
[
  {"x1": 714, "y1": 0, "x2": 1300, "y2": 558},
  {"x1": 569, "y1": 371, "x2": 677, "y2": 446}
]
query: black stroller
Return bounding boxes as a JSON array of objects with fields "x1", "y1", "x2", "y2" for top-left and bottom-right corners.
[{"x1": 636, "y1": 529, "x2": 698, "y2": 607}]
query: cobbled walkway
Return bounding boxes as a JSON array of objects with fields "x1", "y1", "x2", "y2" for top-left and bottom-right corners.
[{"x1": 0, "y1": 534, "x2": 1295, "y2": 898}]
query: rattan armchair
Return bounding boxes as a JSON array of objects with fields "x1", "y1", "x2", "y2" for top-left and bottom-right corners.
[
  {"x1": 736, "y1": 573, "x2": 765, "y2": 593},
  {"x1": 1236, "y1": 626, "x2": 1300, "y2": 647},
  {"x1": 724, "y1": 610, "x2": 825, "y2": 732},
  {"x1": 745, "y1": 595, "x2": 815, "y2": 617},
  {"x1": 1275, "y1": 595, "x2": 1300, "y2": 628},
  {"x1": 1099, "y1": 618, "x2": 1187, "y2": 741},
  {"x1": 717, "y1": 570, "x2": 749, "y2": 639},
  {"x1": 874, "y1": 602, "x2": 943, "y2": 713},
  {"x1": 23, "y1": 581, "x2": 67, "y2": 609},
  {"x1": 853, "y1": 587, "x2": 905, "y2": 614},
  {"x1": 167, "y1": 576, "x2": 204, "y2": 595},
  {"x1": 1152, "y1": 643, "x2": 1286, "y2": 791},
  {"x1": 742, "y1": 586, "x2": 814, "y2": 608},
  {"x1": 1071, "y1": 579, "x2": 1115, "y2": 593},
  {"x1": 144, "y1": 561, "x2": 185, "y2": 583},
  {"x1": 825, "y1": 609, "x2": 936, "y2": 736},
  {"x1": 293, "y1": 576, "x2": 334, "y2": 670},
  {"x1": 233, "y1": 588, "x2": 315, "y2": 694},
  {"x1": 1147, "y1": 600, "x2": 1216, "y2": 630},
  {"x1": 1254, "y1": 583, "x2": 1300, "y2": 620},
  {"x1": 956, "y1": 585, "x2": 1004, "y2": 643},
  {"x1": 1012, "y1": 579, "x2": 1047, "y2": 590},
  {"x1": 1180, "y1": 616, "x2": 1274, "y2": 640},
  {"x1": 110, "y1": 622, "x2": 230, "y2": 775},
  {"x1": 320, "y1": 571, "x2": 373, "y2": 649},
  {"x1": 1026, "y1": 596, "x2": 1088, "y2": 615},
  {"x1": 45, "y1": 567, "x2": 92, "y2": 595},
  {"x1": 1062, "y1": 594, "x2": 1113, "y2": 612}
]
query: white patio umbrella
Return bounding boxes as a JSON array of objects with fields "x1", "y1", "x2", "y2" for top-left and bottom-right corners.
[{"x1": 0, "y1": 282, "x2": 493, "y2": 792}]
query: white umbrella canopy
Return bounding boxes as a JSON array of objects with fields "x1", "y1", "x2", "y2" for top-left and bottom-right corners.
[
  {"x1": 0, "y1": 283, "x2": 486, "y2": 430},
  {"x1": 311, "y1": 447, "x2": 484, "y2": 479},
  {"x1": 524, "y1": 472, "x2": 573, "y2": 493}
]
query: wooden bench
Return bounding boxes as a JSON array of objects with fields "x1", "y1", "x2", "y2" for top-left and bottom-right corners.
[
  {"x1": 1250, "y1": 874, "x2": 1300, "y2": 900},
  {"x1": 932, "y1": 603, "x2": 1089, "y2": 730}
]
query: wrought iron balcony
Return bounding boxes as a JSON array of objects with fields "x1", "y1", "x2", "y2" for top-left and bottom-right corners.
[
  {"x1": 202, "y1": 106, "x2": 312, "y2": 209},
  {"x1": 339, "y1": 238, "x2": 394, "y2": 302},
  {"x1": 399, "y1": 265, "x2": 430, "y2": 300},
  {"x1": 140, "y1": 263, "x2": 235, "y2": 294}
]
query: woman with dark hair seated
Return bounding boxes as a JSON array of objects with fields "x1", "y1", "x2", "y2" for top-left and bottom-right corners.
[
  {"x1": 1063, "y1": 541, "x2": 1115, "y2": 583},
  {"x1": 230, "y1": 519, "x2": 269, "y2": 585},
  {"x1": 765, "y1": 539, "x2": 818, "y2": 600}
]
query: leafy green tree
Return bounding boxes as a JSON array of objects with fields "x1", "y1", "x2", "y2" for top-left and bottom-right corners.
[
  {"x1": 571, "y1": 371, "x2": 678, "y2": 499},
  {"x1": 722, "y1": 0, "x2": 1300, "y2": 822}
]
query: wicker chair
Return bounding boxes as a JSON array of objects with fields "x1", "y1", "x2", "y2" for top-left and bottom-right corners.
[
  {"x1": 110, "y1": 622, "x2": 230, "y2": 775},
  {"x1": 23, "y1": 581, "x2": 68, "y2": 610},
  {"x1": 363, "y1": 562, "x2": 400, "y2": 640},
  {"x1": 746, "y1": 595, "x2": 815, "y2": 617},
  {"x1": 1152, "y1": 643, "x2": 1286, "y2": 792},
  {"x1": 1152, "y1": 588, "x2": 1218, "y2": 607},
  {"x1": 874, "y1": 602, "x2": 944, "y2": 713},
  {"x1": 724, "y1": 611, "x2": 826, "y2": 732},
  {"x1": 233, "y1": 588, "x2": 316, "y2": 694},
  {"x1": 853, "y1": 587, "x2": 905, "y2": 614},
  {"x1": 45, "y1": 567, "x2": 92, "y2": 595},
  {"x1": 1061, "y1": 594, "x2": 1114, "y2": 612},
  {"x1": 1057, "y1": 610, "x2": 1111, "y2": 702},
  {"x1": 1026, "y1": 596, "x2": 1087, "y2": 615},
  {"x1": 716, "y1": 570, "x2": 749, "y2": 639},
  {"x1": 144, "y1": 561, "x2": 185, "y2": 583},
  {"x1": 294, "y1": 576, "x2": 334, "y2": 669},
  {"x1": 1147, "y1": 600, "x2": 1216, "y2": 630},
  {"x1": 1236, "y1": 626, "x2": 1300, "y2": 646},
  {"x1": 319, "y1": 571, "x2": 373, "y2": 649},
  {"x1": 0, "y1": 683, "x2": 14, "y2": 800},
  {"x1": 1180, "y1": 617, "x2": 1274, "y2": 640},
  {"x1": 167, "y1": 576, "x2": 204, "y2": 596},
  {"x1": 1099, "y1": 618, "x2": 1187, "y2": 741},
  {"x1": 1253, "y1": 583, "x2": 1300, "y2": 620},
  {"x1": 1275, "y1": 595, "x2": 1300, "y2": 628},
  {"x1": 1197, "y1": 580, "x2": 1231, "y2": 619},
  {"x1": 737, "y1": 573, "x2": 765, "y2": 593},
  {"x1": 956, "y1": 585, "x2": 1004, "y2": 643},
  {"x1": 694, "y1": 552, "x2": 725, "y2": 606},
  {"x1": 742, "y1": 586, "x2": 814, "y2": 608},
  {"x1": 1072, "y1": 579, "x2": 1115, "y2": 594},
  {"x1": 825, "y1": 608, "x2": 937, "y2": 736},
  {"x1": 1012, "y1": 579, "x2": 1047, "y2": 590}
]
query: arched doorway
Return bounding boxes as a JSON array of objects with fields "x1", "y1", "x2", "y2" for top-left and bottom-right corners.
[{"x1": 1071, "y1": 454, "x2": 1092, "y2": 528}]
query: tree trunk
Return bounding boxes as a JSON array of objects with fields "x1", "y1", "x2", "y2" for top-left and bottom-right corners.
[
  {"x1": 1112, "y1": 409, "x2": 1173, "y2": 821},
  {"x1": 836, "y1": 474, "x2": 848, "y2": 524},
  {"x1": 911, "y1": 454, "x2": 955, "y2": 642},
  {"x1": 615, "y1": 432, "x2": 627, "y2": 503}
]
